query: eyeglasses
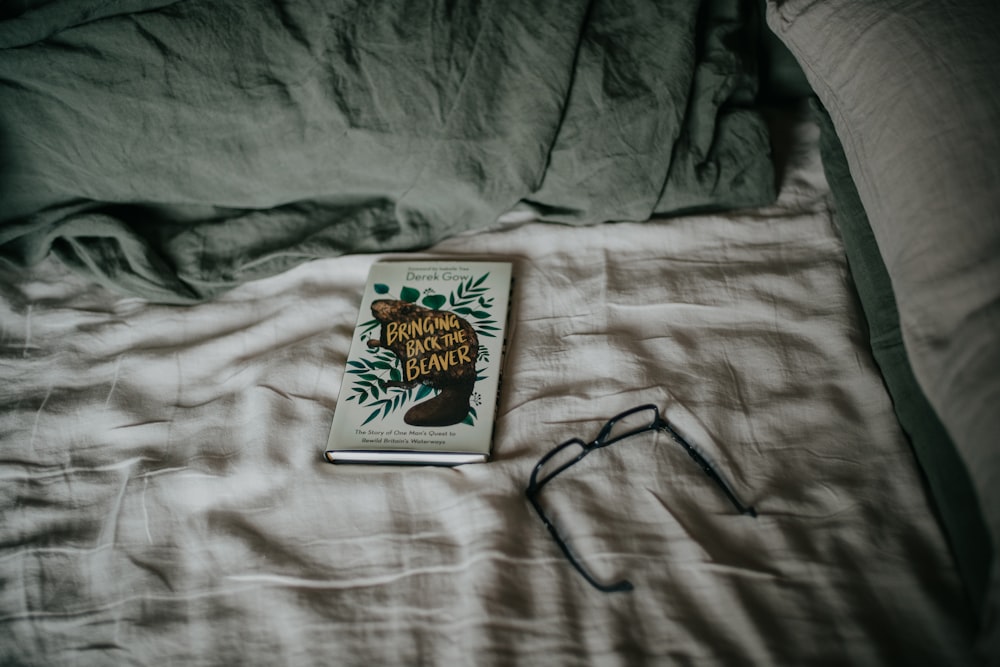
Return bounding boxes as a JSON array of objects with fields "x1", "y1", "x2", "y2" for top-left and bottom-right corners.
[{"x1": 525, "y1": 404, "x2": 757, "y2": 593}]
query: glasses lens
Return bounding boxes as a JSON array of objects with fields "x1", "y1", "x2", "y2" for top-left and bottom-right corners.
[
  {"x1": 597, "y1": 405, "x2": 659, "y2": 444},
  {"x1": 532, "y1": 438, "x2": 587, "y2": 489},
  {"x1": 529, "y1": 434, "x2": 635, "y2": 591}
]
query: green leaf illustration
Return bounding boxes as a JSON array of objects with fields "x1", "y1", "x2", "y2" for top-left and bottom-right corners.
[
  {"x1": 374, "y1": 283, "x2": 390, "y2": 294},
  {"x1": 400, "y1": 286, "x2": 420, "y2": 303},
  {"x1": 421, "y1": 294, "x2": 446, "y2": 310}
]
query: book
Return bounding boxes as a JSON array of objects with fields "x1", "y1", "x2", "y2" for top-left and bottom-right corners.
[{"x1": 325, "y1": 260, "x2": 513, "y2": 465}]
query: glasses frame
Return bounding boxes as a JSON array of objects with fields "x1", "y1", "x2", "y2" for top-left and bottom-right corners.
[{"x1": 525, "y1": 404, "x2": 757, "y2": 593}]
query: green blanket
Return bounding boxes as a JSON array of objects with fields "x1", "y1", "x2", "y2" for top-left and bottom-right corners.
[{"x1": 0, "y1": 0, "x2": 773, "y2": 302}]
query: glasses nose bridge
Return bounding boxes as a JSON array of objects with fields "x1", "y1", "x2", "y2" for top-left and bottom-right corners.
[{"x1": 594, "y1": 421, "x2": 616, "y2": 444}]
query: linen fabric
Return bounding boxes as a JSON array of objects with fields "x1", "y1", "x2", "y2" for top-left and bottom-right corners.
[
  {"x1": 0, "y1": 108, "x2": 977, "y2": 665},
  {"x1": 0, "y1": 0, "x2": 773, "y2": 302}
]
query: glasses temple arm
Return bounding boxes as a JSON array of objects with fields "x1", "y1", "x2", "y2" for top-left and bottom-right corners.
[
  {"x1": 663, "y1": 424, "x2": 758, "y2": 518},
  {"x1": 526, "y1": 492, "x2": 634, "y2": 593}
]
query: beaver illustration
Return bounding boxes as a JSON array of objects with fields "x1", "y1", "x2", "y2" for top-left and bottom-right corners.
[{"x1": 367, "y1": 299, "x2": 479, "y2": 427}]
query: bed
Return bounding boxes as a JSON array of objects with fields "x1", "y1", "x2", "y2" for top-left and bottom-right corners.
[{"x1": 2, "y1": 1, "x2": 998, "y2": 664}]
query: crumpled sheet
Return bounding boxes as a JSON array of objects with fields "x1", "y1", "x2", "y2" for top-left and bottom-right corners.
[
  {"x1": 0, "y1": 109, "x2": 977, "y2": 665},
  {"x1": 0, "y1": 0, "x2": 772, "y2": 303}
]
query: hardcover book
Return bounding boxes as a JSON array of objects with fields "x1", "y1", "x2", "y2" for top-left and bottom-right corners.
[{"x1": 325, "y1": 260, "x2": 513, "y2": 465}]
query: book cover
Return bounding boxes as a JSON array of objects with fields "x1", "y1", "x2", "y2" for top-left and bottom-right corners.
[{"x1": 325, "y1": 260, "x2": 513, "y2": 465}]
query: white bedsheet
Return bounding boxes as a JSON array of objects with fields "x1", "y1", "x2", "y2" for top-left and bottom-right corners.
[{"x1": 0, "y1": 111, "x2": 977, "y2": 665}]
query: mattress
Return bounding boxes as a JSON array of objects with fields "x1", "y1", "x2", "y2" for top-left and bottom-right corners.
[{"x1": 0, "y1": 109, "x2": 977, "y2": 664}]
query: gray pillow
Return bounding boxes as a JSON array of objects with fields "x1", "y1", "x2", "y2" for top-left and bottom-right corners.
[
  {"x1": 766, "y1": 0, "x2": 1000, "y2": 655},
  {"x1": 814, "y1": 99, "x2": 990, "y2": 617}
]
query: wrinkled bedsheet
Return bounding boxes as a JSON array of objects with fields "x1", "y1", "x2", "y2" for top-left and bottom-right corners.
[
  {"x1": 0, "y1": 0, "x2": 772, "y2": 303},
  {"x1": 0, "y1": 111, "x2": 978, "y2": 665}
]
